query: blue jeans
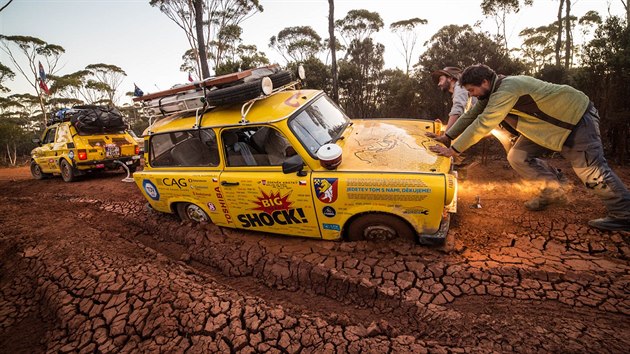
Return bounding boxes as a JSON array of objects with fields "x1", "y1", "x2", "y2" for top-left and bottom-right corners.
[{"x1": 507, "y1": 104, "x2": 630, "y2": 218}]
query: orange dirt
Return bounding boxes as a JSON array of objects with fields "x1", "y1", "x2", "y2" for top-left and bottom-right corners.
[{"x1": 0, "y1": 159, "x2": 628, "y2": 352}]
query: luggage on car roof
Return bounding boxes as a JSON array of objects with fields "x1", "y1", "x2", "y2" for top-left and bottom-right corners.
[{"x1": 67, "y1": 105, "x2": 127, "y2": 134}]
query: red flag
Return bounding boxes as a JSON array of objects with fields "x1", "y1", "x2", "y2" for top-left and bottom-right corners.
[
  {"x1": 39, "y1": 79, "x2": 50, "y2": 95},
  {"x1": 188, "y1": 72, "x2": 194, "y2": 82}
]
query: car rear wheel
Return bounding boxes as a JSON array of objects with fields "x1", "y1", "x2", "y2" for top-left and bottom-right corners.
[
  {"x1": 60, "y1": 159, "x2": 77, "y2": 182},
  {"x1": 30, "y1": 160, "x2": 51, "y2": 180},
  {"x1": 347, "y1": 213, "x2": 415, "y2": 242},
  {"x1": 176, "y1": 203, "x2": 211, "y2": 223}
]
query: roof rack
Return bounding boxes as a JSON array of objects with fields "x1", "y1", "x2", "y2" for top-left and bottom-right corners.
[{"x1": 141, "y1": 65, "x2": 304, "y2": 135}]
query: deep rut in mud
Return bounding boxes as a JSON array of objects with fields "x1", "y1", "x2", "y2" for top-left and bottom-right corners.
[{"x1": 0, "y1": 160, "x2": 629, "y2": 353}]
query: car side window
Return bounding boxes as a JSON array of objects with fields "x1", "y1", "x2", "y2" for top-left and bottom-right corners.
[
  {"x1": 150, "y1": 129, "x2": 219, "y2": 167},
  {"x1": 42, "y1": 127, "x2": 57, "y2": 144},
  {"x1": 56, "y1": 124, "x2": 72, "y2": 143},
  {"x1": 222, "y1": 126, "x2": 295, "y2": 167}
]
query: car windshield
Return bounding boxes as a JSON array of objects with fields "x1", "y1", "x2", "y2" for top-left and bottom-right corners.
[{"x1": 288, "y1": 95, "x2": 350, "y2": 155}]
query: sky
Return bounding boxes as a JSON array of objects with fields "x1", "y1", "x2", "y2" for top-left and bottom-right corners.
[{"x1": 0, "y1": 0, "x2": 625, "y2": 105}]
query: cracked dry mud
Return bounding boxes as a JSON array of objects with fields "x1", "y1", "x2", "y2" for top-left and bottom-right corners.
[{"x1": 0, "y1": 159, "x2": 628, "y2": 353}]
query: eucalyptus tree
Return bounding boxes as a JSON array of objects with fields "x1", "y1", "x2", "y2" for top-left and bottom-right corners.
[
  {"x1": 390, "y1": 17, "x2": 428, "y2": 76},
  {"x1": 269, "y1": 26, "x2": 323, "y2": 63},
  {"x1": 579, "y1": 16, "x2": 630, "y2": 163},
  {"x1": 335, "y1": 9, "x2": 384, "y2": 48},
  {"x1": 214, "y1": 44, "x2": 269, "y2": 75},
  {"x1": 50, "y1": 70, "x2": 110, "y2": 105},
  {"x1": 334, "y1": 9, "x2": 385, "y2": 118},
  {"x1": 481, "y1": 0, "x2": 533, "y2": 51},
  {"x1": 519, "y1": 24, "x2": 558, "y2": 73},
  {"x1": 416, "y1": 24, "x2": 524, "y2": 118},
  {"x1": 0, "y1": 62, "x2": 15, "y2": 93},
  {"x1": 150, "y1": 0, "x2": 263, "y2": 78},
  {"x1": 328, "y1": 0, "x2": 338, "y2": 102},
  {"x1": 0, "y1": 35, "x2": 65, "y2": 124},
  {"x1": 85, "y1": 64, "x2": 127, "y2": 105}
]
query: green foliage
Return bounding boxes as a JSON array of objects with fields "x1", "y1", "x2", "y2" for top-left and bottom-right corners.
[
  {"x1": 0, "y1": 119, "x2": 35, "y2": 166},
  {"x1": 288, "y1": 58, "x2": 331, "y2": 93},
  {"x1": 374, "y1": 69, "x2": 422, "y2": 118},
  {"x1": 577, "y1": 16, "x2": 630, "y2": 163},
  {"x1": 416, "y1": 24, "x2": 525, "y2": 119},
  {"x1": 335, "y1": 9, "x2": 384, "y2": 44},
  {"x1": 0, "y1": 62, "x2": 15, "y2": 93},
  {"x1": 270, "y1": 26, "x2": 323, "y2": 63},
  {"x1": 338, "y1": 38, "x2": 384, "y2": 118}
]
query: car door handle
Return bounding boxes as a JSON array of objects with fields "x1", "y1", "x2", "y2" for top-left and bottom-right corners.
[{"x1": 221, "y1": 181, "x2": 239, "y2": 186}]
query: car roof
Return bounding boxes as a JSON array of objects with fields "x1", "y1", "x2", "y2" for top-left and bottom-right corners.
[{"x1": 149, "y1": 89, "x2": 322, "y2": 134}]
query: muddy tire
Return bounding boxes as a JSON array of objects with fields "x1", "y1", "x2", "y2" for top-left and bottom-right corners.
[
  {"x1": 60, "y1": 159, "x2": 77, "y2": 182},
  {"x1": 347, "y1": 213, "x2": 415, "y2": 242},
  {"x1": 30, "y1": 160, "x2": 51, "y2": 180},
  {"x1": 176, "y1": 203, "x2": 211, "y2": 223}
]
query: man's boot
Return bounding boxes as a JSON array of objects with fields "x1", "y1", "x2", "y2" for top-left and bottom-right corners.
[
  {"x1": 588, "y1": 217, "x2": 630, "y2": 232},
  {"x1": 524, "y1": 187, "x2": 567, "y2": 211}
]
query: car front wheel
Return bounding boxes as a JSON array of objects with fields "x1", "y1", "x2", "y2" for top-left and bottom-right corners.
[
  {"x1": 30, "y1": 160, "x2": 51, "y2": 180},
  {"x1": 347, "y1": 213, "x2": 415, "y2": 242},
  {"x1": 60, "y1": 159, "x2": 77, "y2": 182},
  {"x1": 176, "y1": 203, "x2": 211, "y2": 223}
]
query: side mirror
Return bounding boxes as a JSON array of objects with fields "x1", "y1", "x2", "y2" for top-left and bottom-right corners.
[
  {"x1": 282, "y1": 154, "x2": 305, "y2": 175},
  {"x1": 32, "y1": 138, "x2": 41, "y2": 145}
]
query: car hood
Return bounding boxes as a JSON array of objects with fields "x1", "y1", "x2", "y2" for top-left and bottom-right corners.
[{"x1": 333, "y1": 119, "x2": 452, "y2": 174}]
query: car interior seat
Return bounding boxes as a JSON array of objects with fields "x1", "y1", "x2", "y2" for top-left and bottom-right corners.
[
  {"x1": 170, "y1": 137, "x2": 215, "y2": 166},
  {"x1": 223, "y1": 130, "x2": 269, "y2": 166}
]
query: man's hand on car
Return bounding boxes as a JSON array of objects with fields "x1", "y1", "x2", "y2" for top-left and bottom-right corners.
[
  {"x1": 425, "y1": 132, "x2": 451, "y2": 146},
  {"x1": 429, "y1": 144, "x2": 458, "y2": 157}
]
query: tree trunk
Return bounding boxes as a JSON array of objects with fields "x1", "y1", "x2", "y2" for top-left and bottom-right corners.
[
  {"x1": 564, "y1": 0, "x2": 571, "y2": 69},
  {"x1": 328, "y1": 0, "x2": 339, "y2": 102},
  {"x1": 194, "y1": 0, "x2": 210, "y2": 79},
  {"x1": 555, "y1": 0, "x2": 564, "y2": 67},
  {"x1": 38, "y1": 84, "x2": 47, "y2": 127}
]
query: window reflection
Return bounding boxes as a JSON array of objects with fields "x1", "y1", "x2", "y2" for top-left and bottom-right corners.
[{"x1": 289, "y1": 95, "x2": 349, "y2": 155}]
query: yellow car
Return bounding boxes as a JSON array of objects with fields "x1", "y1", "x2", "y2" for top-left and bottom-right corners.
[
  {"x1": 134, "y1": 73, "x2": 456, "y2": 244},
  {"x1": 30, "y1": 106, "x2": 142, "y2": 182}
]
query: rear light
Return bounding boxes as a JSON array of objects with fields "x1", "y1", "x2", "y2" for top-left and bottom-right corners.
[
  {"x1": 78, "y1": 149, "x2": 88, "y2": 160},
  {"x1": 135, "y1": 145, "x2": 140, "y2": 155}
]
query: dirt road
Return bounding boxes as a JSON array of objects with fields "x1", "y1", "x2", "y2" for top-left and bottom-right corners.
[{"x1": 0, "y1": 160, "x2": 628, "y2": 353}]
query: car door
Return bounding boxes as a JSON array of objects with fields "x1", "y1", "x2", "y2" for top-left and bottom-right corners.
[
  {"x1": 217, "y1": 126, "x2": 321, "y2": 238},
  {"x1": 35, "y1": 126, "x2": 59, "y2": 173}
]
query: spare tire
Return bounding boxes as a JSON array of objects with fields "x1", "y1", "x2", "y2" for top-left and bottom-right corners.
[
  {"x1": 269, "y1": 71, "x2": 293, "y2": 88},
  {"x1": 206, "y1": 79, "x2": 264, "y2": 106}
]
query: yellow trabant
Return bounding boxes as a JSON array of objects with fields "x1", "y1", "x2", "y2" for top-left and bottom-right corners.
[
  {"x1": 134, "y1": 89, "x2": 456, "y2": 244},
  {"x1": 31, "y1": 107, "x2": 142, "y2": 182}
]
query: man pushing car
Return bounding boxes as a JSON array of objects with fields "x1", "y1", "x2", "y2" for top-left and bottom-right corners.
[{"x1": 429, "y1": 64, "x2": 630, "y2": 232}]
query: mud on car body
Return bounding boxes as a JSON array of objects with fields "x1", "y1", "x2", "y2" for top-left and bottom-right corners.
[
  {"x1": 30, "y1": 106, "x2": 142, "y2": 182},
  {"x1": 134, "y1": 75, "x2": 457, "y2": 244}
]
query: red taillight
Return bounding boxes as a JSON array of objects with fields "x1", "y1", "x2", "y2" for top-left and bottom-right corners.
[
  {"x1": 135, "y1": 145, "x2": 140, "y2": 155},
  {"x1": 78, "y1": 149, "x2": 88, "y2": 160}
]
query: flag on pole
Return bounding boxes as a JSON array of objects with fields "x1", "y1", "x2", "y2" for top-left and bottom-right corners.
[
  {"x1": 188, "y1": 72, "x2": 194, "y2": 82},
  {"x1": 39, "y1": 79, "x2": 50, "y2": 95},
  {"x1": 38, "y1": 61, "x2": 46, "y2": 81},
  {"x1": 133, "y1": 83, "x2": 144, "y2": 97}
]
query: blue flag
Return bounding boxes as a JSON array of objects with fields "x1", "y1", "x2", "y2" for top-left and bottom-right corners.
[
  {"x1": 133, "y1": 83, "x2": 144, "y2": 97},
  {"x1": 38, "y1": 61, "x2": 46, "y2": 81}
]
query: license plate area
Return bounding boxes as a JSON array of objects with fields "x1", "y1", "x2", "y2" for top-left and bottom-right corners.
[{"x1": 105, "y1": 144, "x2": 120, "y2": 158}]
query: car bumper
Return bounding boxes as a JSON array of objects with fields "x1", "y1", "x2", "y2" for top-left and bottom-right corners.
[{"x1": 75, "y1": 155, "x2": 141, "y2": 170}]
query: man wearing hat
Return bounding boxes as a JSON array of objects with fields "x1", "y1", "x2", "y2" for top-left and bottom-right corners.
[
  {"x1": 429, "y1": 64, "x2": 630, "y2": 232},
  {"x1": 431, "y1": 67, "x2": 476, "y2": 132},
  {"x1": 429, "y1": 66, "x2": 518, "y2": 177}
]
